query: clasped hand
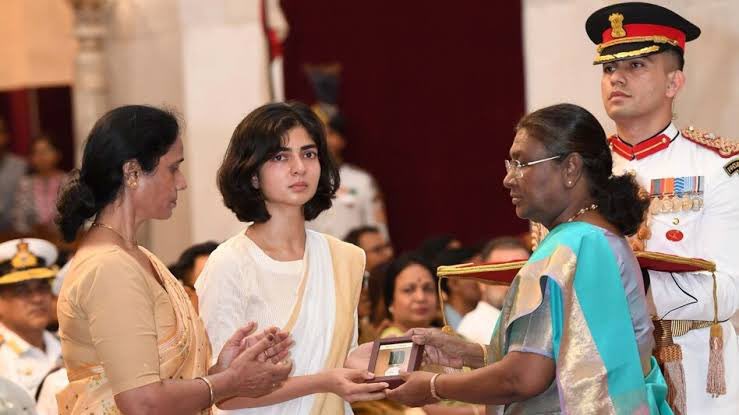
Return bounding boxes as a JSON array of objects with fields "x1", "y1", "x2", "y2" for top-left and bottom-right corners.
[{"x1": 214, "y1": 321, "x2": 294, "y2": 398}]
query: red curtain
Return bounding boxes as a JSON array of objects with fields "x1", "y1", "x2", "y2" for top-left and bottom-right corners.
[
  {"x1": 282, "y1": 1, "x2": 528, "y2": 251},
  {"x1": 1, "y1": 90, "x2": 32, "y2": 156},
  {"x1": 0, "y1": 87, "x2": 74, "y2": 171}
]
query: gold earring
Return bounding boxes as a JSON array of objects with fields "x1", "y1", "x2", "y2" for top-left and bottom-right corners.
[{"x1": 127, "y1": 173, "x2": 138, "y2": 188}]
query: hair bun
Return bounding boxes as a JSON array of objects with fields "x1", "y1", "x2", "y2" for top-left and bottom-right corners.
[{"x1": 55, "y1": 170, "x2": 98, "y2": 241}]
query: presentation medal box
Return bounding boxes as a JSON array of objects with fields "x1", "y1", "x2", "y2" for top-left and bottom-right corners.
[{"x1": 366, "y1": 336, "x2": 424, "y2": 389}]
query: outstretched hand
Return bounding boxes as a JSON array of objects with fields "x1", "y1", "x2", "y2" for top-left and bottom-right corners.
[
  {"x1": 407, "y1": 328, "x2": 471, "y2": 369},
  {"x1": 385, "y1": 371, "x2": 438, "y2": 407},
  {"x1": 324, "y1": 368, "x2": 388, "y2": 403}
]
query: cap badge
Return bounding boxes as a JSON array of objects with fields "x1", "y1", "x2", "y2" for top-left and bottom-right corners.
[
  {"x1": 10, "y1": 241, "x2": 38, "y2": 269},
  {"x1": 609, "y1": 13, "x2": 626, "y2": 38}
]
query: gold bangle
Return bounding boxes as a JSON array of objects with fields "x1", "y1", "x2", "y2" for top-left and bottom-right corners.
[
  {"x1": 479, "y1": 343, "x2": 488, "y2": 367},
  {"x1": 196, "y1": 376, "x2": 215, "y2": 408},
  {"x1": 429, "y1": 373, "x2": 443, "y2": 401}
]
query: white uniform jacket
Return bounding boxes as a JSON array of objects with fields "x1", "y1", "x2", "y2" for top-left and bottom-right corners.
[
  {"x1": 610, "y1": 122, "x2": 739, "y2": 414},
  {"x1": 0, "y1": 325, "x2": 62, "y2": 399}
]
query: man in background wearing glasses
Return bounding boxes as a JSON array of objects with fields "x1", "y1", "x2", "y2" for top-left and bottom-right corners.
[{"x1": 0, "y1": 238, "x2": 62, "y2": 400}]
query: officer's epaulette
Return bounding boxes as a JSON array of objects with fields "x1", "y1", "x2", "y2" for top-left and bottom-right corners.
[{"x1": 681, "y1": 126, "x2": 739, "y2": 158}]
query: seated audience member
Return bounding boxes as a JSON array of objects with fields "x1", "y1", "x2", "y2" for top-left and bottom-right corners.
[
  {"x1": 169, "y1": 241, "x2": 218, "y2": 312},
  {"x1": 0, "y1": 239, "x2": 62, "y2": 399},
  {"x1": 416, "y1": 235, "x2": 461, "y2": 265},
  {"x1": 355, "y1": 255, "x2": 481, "y2": 415},
  {"x1": 12, "y1": 135, "x2": 68, "y2": 239},
  {"x1": 0, "y1": 118, "x2": 27, "y2": 235},
  {"x1": 380, "y1": 253, "x2": 439, "y2": 339},
  {"x1": 434, "y1": 248, "x2": 480, "y2": 330},
  {"x1": 357, "y1": 262, "x2": 392, "y2": 344},
  {"x1": 345, "y1": 225, "x2": 394, "y2": 340},
  {"x1": 457, "y1": 237, "x2": 531, "y2": 344},
  {"x1": 344, "y1": 225, "x2": 394, "y2": 274},
  {"x1": 196, "y1": 102, "x2": 387, "y2": 414}
]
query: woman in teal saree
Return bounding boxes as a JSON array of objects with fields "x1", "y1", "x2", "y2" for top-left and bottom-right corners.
[{"x1": 386, "y1": 103, "x2": 672, "y2": 414}]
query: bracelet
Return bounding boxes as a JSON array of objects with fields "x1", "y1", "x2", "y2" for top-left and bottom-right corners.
[
  {"x1": 196, "y1": 376, "x2": 215, "y2": 408},
  {"x1": 429, "y1": 373, "x2": 443, "y2": 401},
  {"x1": 479, "y1": 343, "x2": 489, "y2": 367}
]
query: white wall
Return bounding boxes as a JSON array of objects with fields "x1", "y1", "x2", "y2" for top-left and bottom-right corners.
[
  {"x1": 0, "y1": 0, "x2": 75, "y2": 90},
  {"x1": 105, "y1": 0, "x2": 191, "y2": 263},
  {"x1": 523, "y1": 0, "x2": 739, "y2": 138},
  {"x1": 103, "y1": 0, "x2": 271, "y2": 263},
  {"x1": 179, "y1": 0, "x2": 270, "y2": 246}
]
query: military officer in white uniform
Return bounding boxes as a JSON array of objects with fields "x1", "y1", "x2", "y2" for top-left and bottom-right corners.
[
  {"x1": 586, "y1": 3, "x2": 739, "y2": 414},
  {"x1": 307, "y1": 113, "x2": 389, "y2": 240},
  {"x1": 0, "y1": 239, "x2": 62, "y2": 400}
]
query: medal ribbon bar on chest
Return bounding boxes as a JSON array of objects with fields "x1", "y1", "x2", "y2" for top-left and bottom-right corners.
[{"x1": 648, "y1": 176, "x2": 704, "y2": 215}]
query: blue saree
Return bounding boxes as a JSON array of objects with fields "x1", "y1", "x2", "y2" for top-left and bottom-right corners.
[{"x1": 488, "y1": 222, "x2": 672, "y2": 414}]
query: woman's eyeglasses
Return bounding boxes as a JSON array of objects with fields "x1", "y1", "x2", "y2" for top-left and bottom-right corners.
[{"x1": 504, "y1": 155, "x2": 562, "y2": 179}]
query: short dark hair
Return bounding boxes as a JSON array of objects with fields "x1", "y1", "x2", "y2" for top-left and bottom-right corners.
[
  {"x1": 516, "y1": 103, "x2": 649, "y2": 236},
  {"x1": 169, "y1": 241, "x2": 219, "y2": 285},
  {"x1": 416, "y1": 234, "x2": 458, "y2": 264},
  {"x1": 56, "y1": 105, "x2": 180, "y2": 241},
  {"x1": 479, "y1": 236, "x2": 529, "y2": 261},
  {"x1": 661, "y1": 45, "x2": 685, "y2": 71},
  {"x1": 328, "y1": 114, "x2": 346, "y2": 137},
  {"x1": 344, "y1": 225, "x2": 381, "y2": 247},
  {"x1": 218, "y1": 102, "x2": 340, "y2": 223},
  {"x1": 383, "y1": 253, "x2": 436, "y2": 314},
  {"x1": 434, "y1": 247, "x2": 477, "y2": 294}
]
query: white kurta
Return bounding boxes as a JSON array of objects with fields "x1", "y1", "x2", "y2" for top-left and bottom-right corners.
[
  {"x1": 611, "y1": 123, "x2": 739, "y2": 414},
  {"x1": 195, "y1": 226, "x2": 357, "y2": 415}
]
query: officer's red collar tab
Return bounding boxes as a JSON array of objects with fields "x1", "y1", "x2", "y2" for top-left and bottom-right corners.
[{"x1": 609, "y1": 133, "x2": 671, "y2": 160}]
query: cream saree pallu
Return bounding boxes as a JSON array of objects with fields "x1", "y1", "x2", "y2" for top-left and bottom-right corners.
[{"x1": 56, "y1": 252, "x2": 211, "y2": 415}]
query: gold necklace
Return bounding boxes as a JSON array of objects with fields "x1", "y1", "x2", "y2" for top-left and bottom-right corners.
[
  {"x1": 92, "y1": 222, "x2": 137, "y2": 245},
  {"x1": 567, "y1": 203, "x2": 599, "y2": 223}
]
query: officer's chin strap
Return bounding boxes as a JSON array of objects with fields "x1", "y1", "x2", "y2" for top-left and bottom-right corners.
[{"x1": 707, "y1": 271, "x2": 726, "y2": 397}]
